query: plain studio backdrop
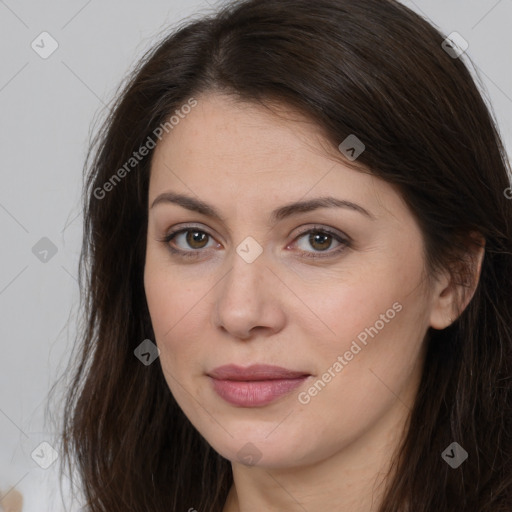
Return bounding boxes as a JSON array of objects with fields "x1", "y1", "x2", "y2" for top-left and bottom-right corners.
[{"x1": 0, "y1": 0, "x2": 511, "y2": 510}]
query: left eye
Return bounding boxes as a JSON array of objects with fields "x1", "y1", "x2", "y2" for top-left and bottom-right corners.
[
  {"x1": 298, "y1": 231, "x2": 333, "y2": 251},
  {"x1": 293, "y1": 229, "x2": 348, "y2": 256}
]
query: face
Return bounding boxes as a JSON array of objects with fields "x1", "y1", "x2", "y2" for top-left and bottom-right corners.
[{"x1": 144, "y1": 92, "x2": 440, "y2": 469}]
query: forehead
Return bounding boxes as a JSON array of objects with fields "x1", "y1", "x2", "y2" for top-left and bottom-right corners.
[
  {"x1": 148, "y1": 92, "x2": 403, "y2": 220},
  {"x1": 153, "y1": 93, "x2": 335, "y2": 169}
]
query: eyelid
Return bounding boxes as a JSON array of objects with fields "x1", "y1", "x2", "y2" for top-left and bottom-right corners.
[
  {"x1": 159, "y1": 223, "x2": 351, "y2": 259},
  {"x1": 291, "y1": 224, "x2": 351, "y2": 243},
  {"x1": 159, "y1": 224, "x2": 220, "y2": 256},
  {"x1": 288, "y1": 224, "x2": 351, "y2": 258}
]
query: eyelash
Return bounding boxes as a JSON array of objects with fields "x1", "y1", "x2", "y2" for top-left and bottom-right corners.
[{"x1": 158, "y1": 224, "x2": 351, "y2": 260}]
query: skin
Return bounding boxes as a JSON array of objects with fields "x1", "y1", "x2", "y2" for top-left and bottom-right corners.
[{"x1": 144, "y1": 92, "x2": 484, "y2": 512}]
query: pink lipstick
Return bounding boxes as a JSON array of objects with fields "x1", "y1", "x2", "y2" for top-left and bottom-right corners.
[{"x1": 208, "y1": 364, "x2": 311, "y2": 407}]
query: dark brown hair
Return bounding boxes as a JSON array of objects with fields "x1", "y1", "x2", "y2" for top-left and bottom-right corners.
[{"x1": 51, "y1": 0, "x2": 512, "y2": 510}]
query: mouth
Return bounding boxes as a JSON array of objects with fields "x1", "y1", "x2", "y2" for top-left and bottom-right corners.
[{"x1": 207, "y1": 364, "x2": 311, "y2": 407}]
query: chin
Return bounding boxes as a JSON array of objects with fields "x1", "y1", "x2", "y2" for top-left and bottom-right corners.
[{"x1": 205, "y1": 428, "x2": 315, "y2": 469}]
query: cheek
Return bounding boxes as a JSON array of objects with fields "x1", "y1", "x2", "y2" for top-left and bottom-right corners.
[
  {"x1": 144, "y1": 248, "x2": 197, "y2": 331},
  {"x1": 293, "y1": 295, "x2": 426, "y2": 464},
  {"x1": 297, "y1": 254, "x2": 420, "y2": 358},
  {"x1": 143, "y1": 253, "x2": 214, "y2": 374},
  {"x1": 298, "y1": 242, "x2": 429, "y2": 400},
  {"x1": 144, "y1": 260, "x2": 207, "y2": 414}
]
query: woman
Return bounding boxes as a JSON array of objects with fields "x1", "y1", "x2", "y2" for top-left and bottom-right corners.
[{"x1": 56, "y1": 0, "x2": 512, "y2": 510}]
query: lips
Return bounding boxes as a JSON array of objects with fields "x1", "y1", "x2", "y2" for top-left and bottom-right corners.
[
  {"x1": 207, "y1": 364, "x2": 311, "y2": 407},
  {"x1": 208, "y1": 364, "x2": 310, "y2": 381}
]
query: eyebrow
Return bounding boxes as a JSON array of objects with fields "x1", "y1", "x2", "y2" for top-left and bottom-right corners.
[{"x1": 150, "y1": 192, "x2": 376, "y2": 224}]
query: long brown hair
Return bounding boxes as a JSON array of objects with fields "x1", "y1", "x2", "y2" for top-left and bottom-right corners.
[{"x1": 51, "y1": 0, "x2": 512, "y2": 510}]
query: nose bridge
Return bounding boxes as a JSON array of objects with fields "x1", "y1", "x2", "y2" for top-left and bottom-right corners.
[
  {"x1": 221, "y1": 244, "x2": 268, "y2": 309},
  {"x1": 213, "y1": 240, "x2": 283, "y2": 337}
]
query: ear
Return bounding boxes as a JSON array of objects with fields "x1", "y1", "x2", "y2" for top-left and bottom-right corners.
[{"x1": 429, "y1": 232, "x2": 486, "y2": 330}]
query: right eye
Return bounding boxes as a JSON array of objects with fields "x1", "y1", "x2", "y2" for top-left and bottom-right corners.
[{"x1": 159, "y1": 226, "x2": 221, "y2": 258}]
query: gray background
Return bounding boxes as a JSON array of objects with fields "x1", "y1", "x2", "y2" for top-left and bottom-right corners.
[{"x1": 0, "y1": 0, "x2": 511, "y2": 510}]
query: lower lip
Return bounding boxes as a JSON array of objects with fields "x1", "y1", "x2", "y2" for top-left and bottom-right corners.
[{"x1": 209, "y1": 376, "x2": 309, "y2": 407}]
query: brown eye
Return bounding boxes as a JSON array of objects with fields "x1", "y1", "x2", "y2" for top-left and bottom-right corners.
[
  {"x1": 293, "y1": 227, "x2": 350, "y2": 259},
  {"x1": 185, "y1": 230, "x2": 209, "y2": 249},
  {"x1": 161, "y1": 228, "x2": 216, "y2": 255},
  {"x1": 308, "y1": 232, "x2": 333, "y2": 251}
]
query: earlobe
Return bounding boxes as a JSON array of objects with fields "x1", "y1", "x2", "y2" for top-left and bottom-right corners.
[{"x1": 428, "y1": 233, "x2": 486, "y2": 330}]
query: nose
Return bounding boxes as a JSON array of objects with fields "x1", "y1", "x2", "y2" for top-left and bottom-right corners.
[{"x1": 213, "y1": 247, "x2": 286, "y2": 340}]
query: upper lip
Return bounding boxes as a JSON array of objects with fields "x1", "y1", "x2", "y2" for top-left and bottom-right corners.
[{"x1": 208, "y1": 364, "x2": 310, "y2": 381}]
